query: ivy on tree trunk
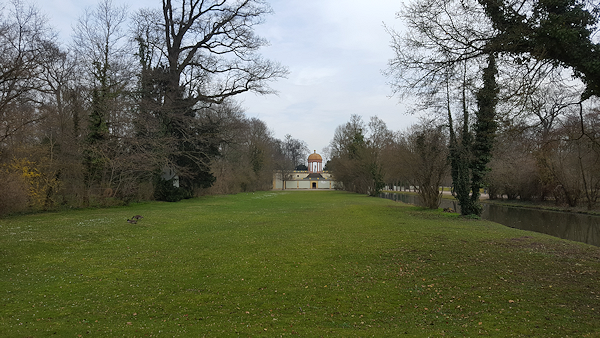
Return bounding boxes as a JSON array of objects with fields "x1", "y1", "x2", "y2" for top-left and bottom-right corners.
[{"x1": 449, "y1": 54, "x2": 499, "y2": 216}]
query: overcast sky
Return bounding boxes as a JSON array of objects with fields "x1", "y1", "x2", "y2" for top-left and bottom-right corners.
[{"x1": 37, "y1": 0, "x2": 418, "y2": 159}]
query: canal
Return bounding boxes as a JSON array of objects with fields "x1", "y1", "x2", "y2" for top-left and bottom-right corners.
[{"x1": 379, "y1": 192, "x2": 600, "y2": 247}]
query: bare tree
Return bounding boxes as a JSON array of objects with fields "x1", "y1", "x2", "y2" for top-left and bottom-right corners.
[
  {"x1": 385, "y1": 0, "x2": 491, "y2": 106},
  {"x1": 0, "y1": 1, "x2": 67, "y2": 213},
  {"x1": 72, "y1": 0, "x2": 134, "y2": 142},
  {"x1": 72, "y1": 0, "x2": 138, "y2": 203},
  {"x1": 282, "y1": 134, "x2": 309, "y2": 169},
  {"x1": 486, "y1": 127, "x2": 540, "y2": 200},
  {"x1": 0, "y1": 0, "x2": 53, "y2": 146},
  {"x1": 132, "y1": 0, "x2": 287, "y2": 197},
  {"x1": 146, "y1": 0, "x2": 289, "y2": 105},
  {"x1": 387, "y1": 0, "x2": 497, "y2": 215},
  {"x1": 272, "y1": 134, "x2": 308, "y2": 190},
  {"x1": 328, "y1": 115, "x2": 391, "y2": 196},
  {"x1": 402, "y1": 123, "x2": 450, "y2": 208},
  {"x1": 38, "y1": 42, "x2": 78, "y2": 140},
  {"x1": 242, "y1": 117, "x2": 277, "y2": 191}
]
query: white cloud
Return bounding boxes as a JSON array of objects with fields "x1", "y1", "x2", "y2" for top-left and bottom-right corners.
[{"x1": 239, "y1": 0, "x2": 416, "y2": 151}]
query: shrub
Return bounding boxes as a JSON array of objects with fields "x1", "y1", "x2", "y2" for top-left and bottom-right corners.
[
  {"x1": 1, "y1": 158, "x2": 60, "y2": 212},
  {"x1": 0, "y1": 171, "x2": 28, "y2": 215},
  {"x1": 154, "y1": 176, "x2": 186, "y2": 202}
]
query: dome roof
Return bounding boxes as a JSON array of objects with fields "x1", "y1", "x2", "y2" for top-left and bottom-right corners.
[{"x1": 308, "y1": 151, "x2": 322, "y2": 161}]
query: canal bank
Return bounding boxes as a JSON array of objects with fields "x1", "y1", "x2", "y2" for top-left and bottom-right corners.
[{"x1": 380, "y1": 191, "x2": 600, "y2": 247}]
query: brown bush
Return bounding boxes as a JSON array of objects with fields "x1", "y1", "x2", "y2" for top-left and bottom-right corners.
[{"x1": 0, "y1": 172, "x2": 28, "y2": 215}]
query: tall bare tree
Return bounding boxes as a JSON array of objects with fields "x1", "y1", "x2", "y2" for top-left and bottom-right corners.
[
  {"x1": 133, "y1": 0, "x2": 287, "y2": 199},
  {"x1": 329, "y1": 115, "x2": 391, "y2": 196},
  {"x1": 72, "y1": 0, "x2": 136, "y2": 203},
  {"x1": 272, "y1": 134, "x2": 308, "y2": 190},
  {"x1": 400, "y1": 123, "x2": 450, "y2": 208},
  {"x1": 0, "y1": 0, "x2": 52, "y2": 146}
]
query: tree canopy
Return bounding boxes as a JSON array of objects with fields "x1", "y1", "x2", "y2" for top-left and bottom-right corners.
[{"x1": 479, "y1": 0, "x2": 600, "y2": 98}]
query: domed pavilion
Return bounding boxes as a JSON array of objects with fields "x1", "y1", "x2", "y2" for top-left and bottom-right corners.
[
  {"x1": 273, "y1": 150, "x2": 334, "y2": 190},
  {"x1": 308, "y1": 151, "x2": 323, "y2": 173}
]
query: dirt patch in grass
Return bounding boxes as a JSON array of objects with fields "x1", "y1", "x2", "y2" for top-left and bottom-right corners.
[{"x1": 494, "y1": 235, "x2": 600, "y2": 261}]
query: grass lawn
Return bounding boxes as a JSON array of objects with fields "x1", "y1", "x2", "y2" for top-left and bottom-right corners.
[{"x1": 1, "y1": 190, "x2": 599, "y2": 337}]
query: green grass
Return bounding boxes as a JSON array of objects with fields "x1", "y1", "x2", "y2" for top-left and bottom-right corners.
[{"x1": 1, "y1": 191, "x2": 599, "y2": 337}]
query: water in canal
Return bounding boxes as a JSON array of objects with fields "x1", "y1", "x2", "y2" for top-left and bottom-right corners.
[{"x1": 379, "y1": 192, "x2": 600, "y2": 247}]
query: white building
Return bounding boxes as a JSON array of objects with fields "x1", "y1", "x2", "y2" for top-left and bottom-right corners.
[{"x1": 272, "y1": 151, "x2": 335, "y2": 190}]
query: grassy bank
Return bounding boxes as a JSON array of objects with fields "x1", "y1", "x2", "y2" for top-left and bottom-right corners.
[
  {"x1": 386, "y1": 189, "x2": 600, "y2": 216},
  {"x1": 1, "y1": 191, "x2": 599, "y2": 336}
]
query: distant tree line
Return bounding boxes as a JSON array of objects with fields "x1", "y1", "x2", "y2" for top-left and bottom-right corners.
[
  {"x1": 0, "y1": 0, "x2": 295, "y2": 215},
  {"x1": 327, "y1": 115, "x2": 450, "y2": 208},
  {"x1": 4, "y1": 0, "x2": 600, "y2": 218}
]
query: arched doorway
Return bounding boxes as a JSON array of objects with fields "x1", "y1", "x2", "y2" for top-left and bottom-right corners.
[{"x1": 312, "y1": 182, "x2": 317, "y2": 189}]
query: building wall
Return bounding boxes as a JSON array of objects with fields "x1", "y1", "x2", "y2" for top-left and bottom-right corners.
[
  {"x1": 272, "y1": 171, "x2": 335, "y2": 190},
  {"x1": 318, "y1": 180, "x2": 332, "y2": 189},
  {"x1": 297, "y1": 181, "x2": 311, "y2": 189}
]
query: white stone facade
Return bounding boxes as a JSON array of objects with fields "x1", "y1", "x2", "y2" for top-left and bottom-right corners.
[{"x1": 272, "y1": 170, "x2": 335, "y2": 190}]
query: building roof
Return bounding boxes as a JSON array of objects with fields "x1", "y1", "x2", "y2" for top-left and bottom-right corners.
[
  {"x1": 304, "y1": 173, "x2": 325, "y2": 179},
  {"x1": 308, "y1": 151, "x2": 322, "y2": 161}
]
